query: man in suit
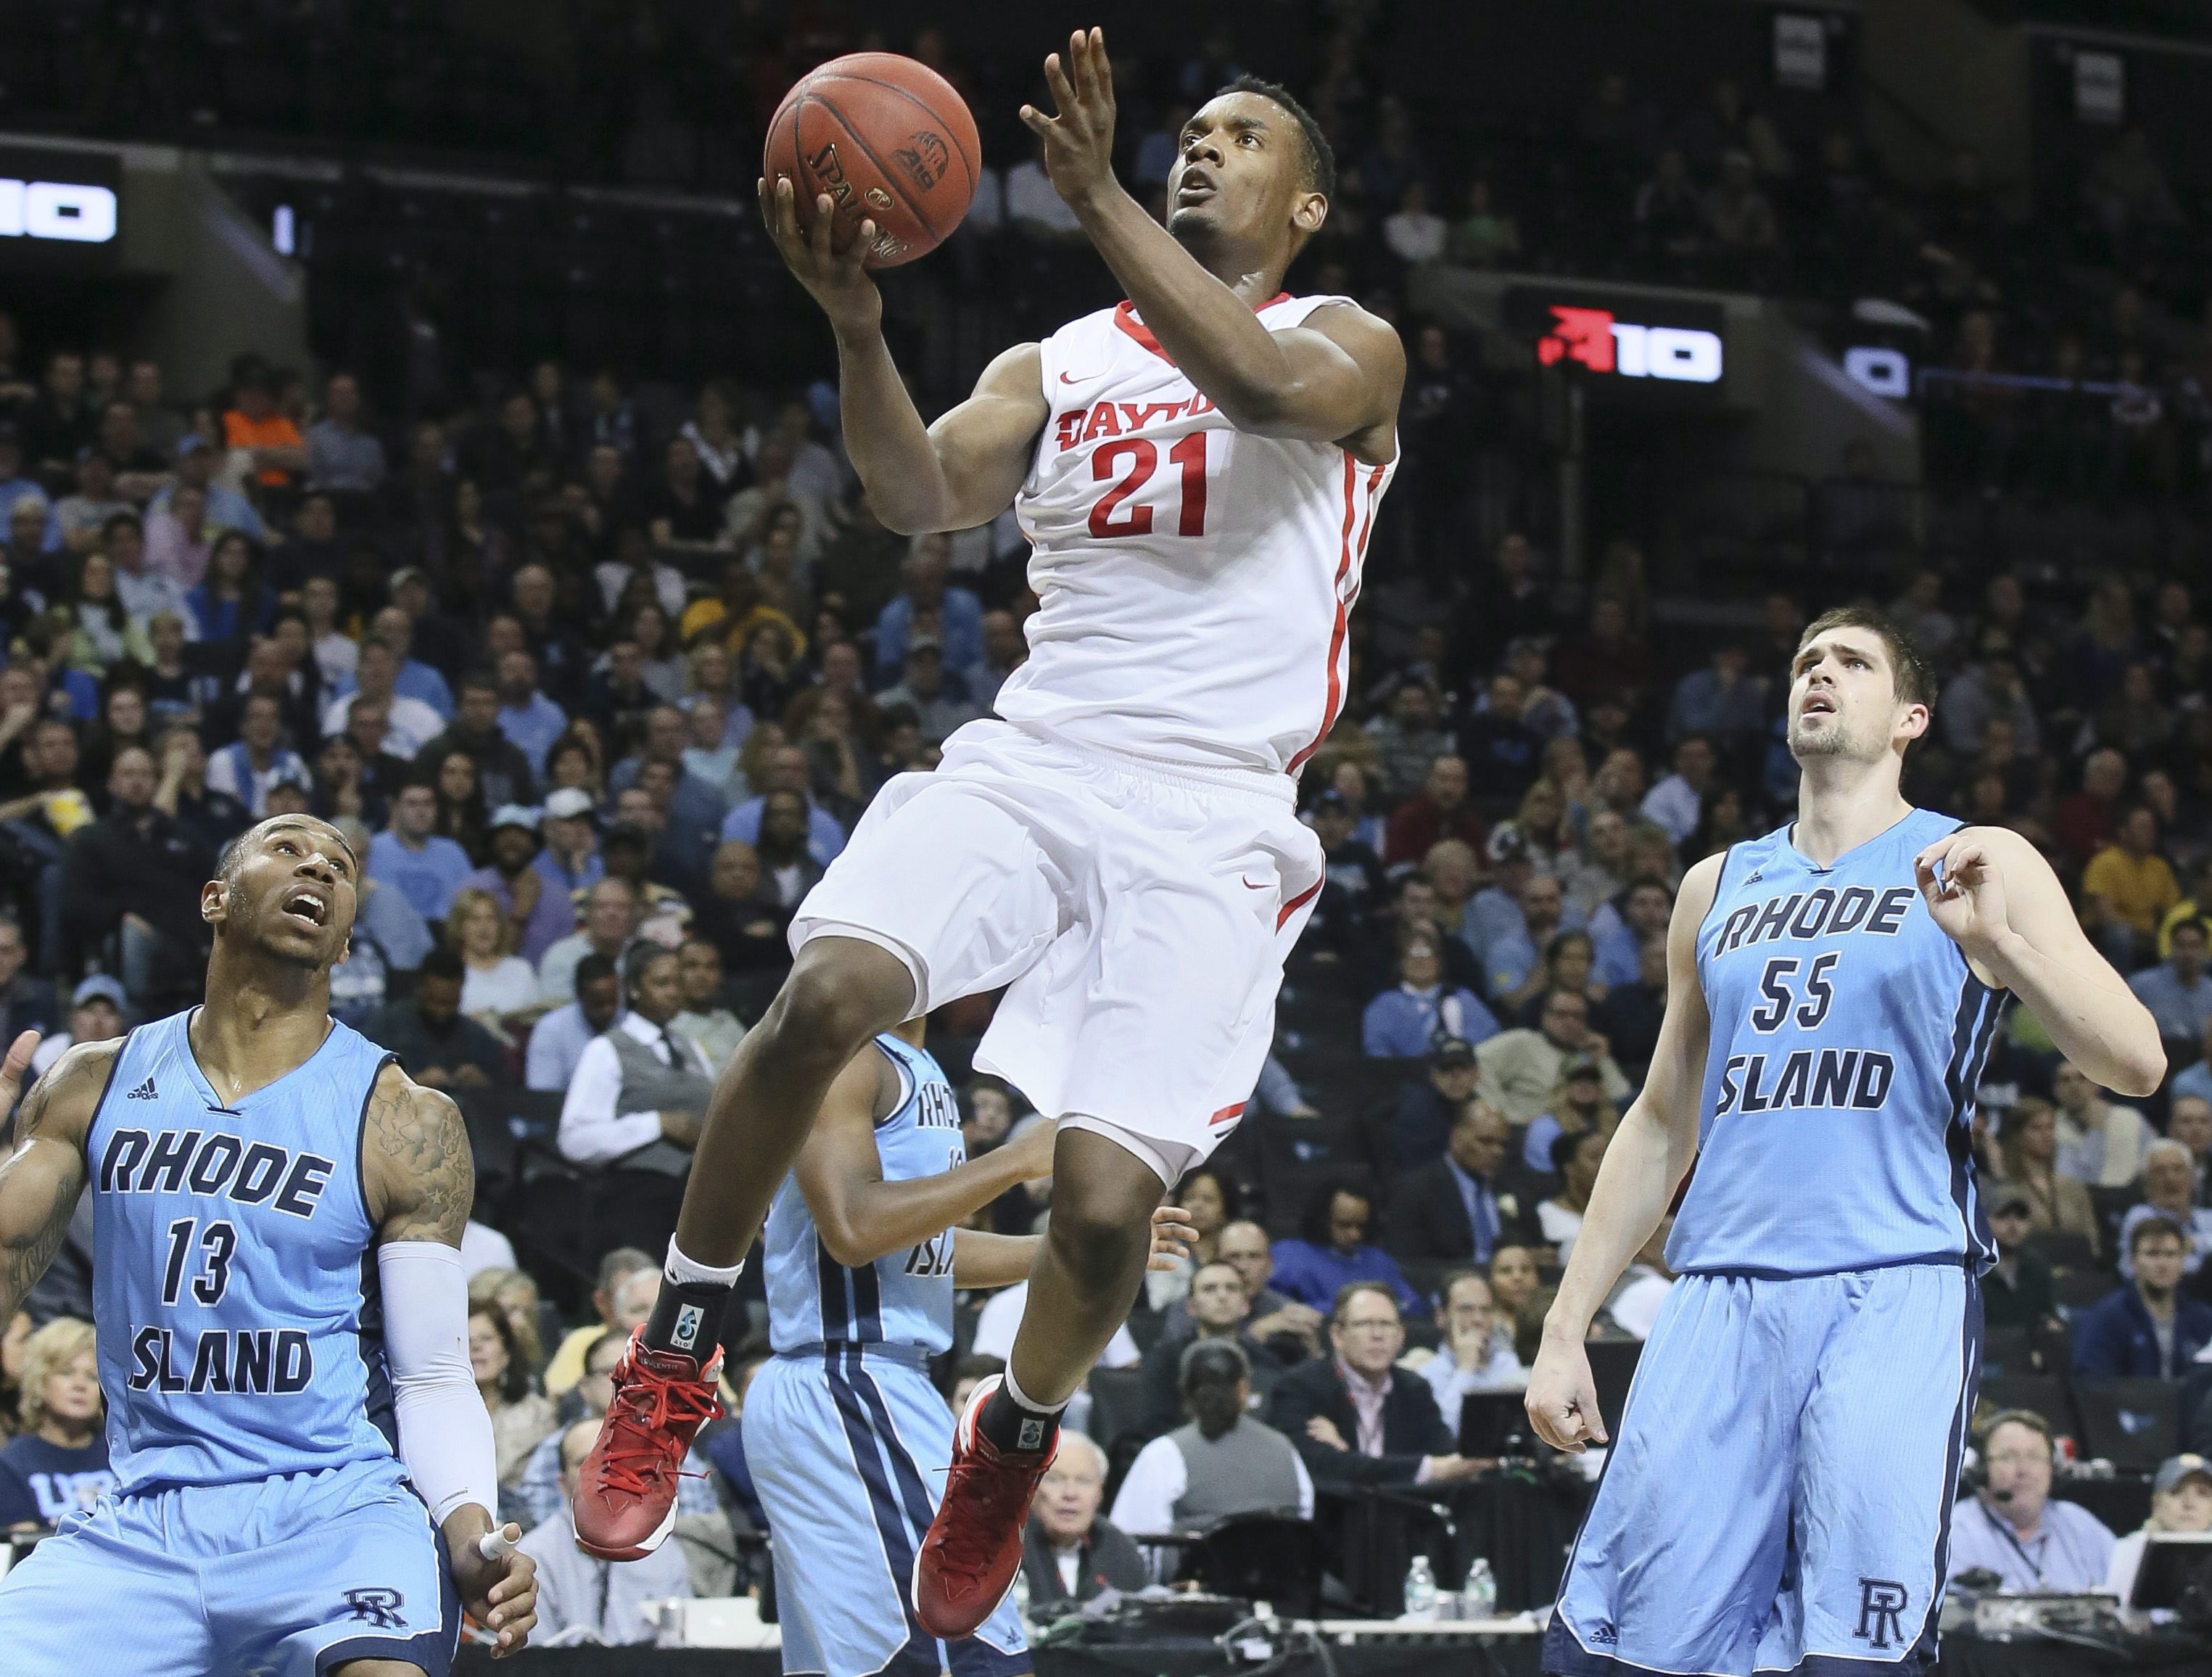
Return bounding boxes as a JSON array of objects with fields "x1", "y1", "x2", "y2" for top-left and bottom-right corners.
[
  {"x1": 1265, "y1": 1282, "x2": 1482, "y2": 1493},
  {"x1": 1387, "y1": 1101, "x2": 1526, "y2": 1263}
]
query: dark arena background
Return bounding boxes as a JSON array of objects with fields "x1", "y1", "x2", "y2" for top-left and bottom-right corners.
[{"x1": 1, "y1": 1, "x2": 2211, "y2": 1672}]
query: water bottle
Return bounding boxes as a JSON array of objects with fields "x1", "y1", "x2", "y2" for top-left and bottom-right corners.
[
  {"x1": 1403, "y1": 1555, "x2": 1437, "y2": 1620},
  {"x1": 1462, "y1": 1557, "x2": 1497, "y2": 1620}
]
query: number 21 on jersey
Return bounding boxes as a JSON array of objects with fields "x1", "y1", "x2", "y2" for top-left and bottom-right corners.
[{"x1": 1089, "y1": 433, "x2": 1209, "y2": 539}]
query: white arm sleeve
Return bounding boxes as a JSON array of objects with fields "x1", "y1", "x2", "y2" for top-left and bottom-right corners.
[{"x1": 378, "y1": 1240, "x2": 500, "y2": 1528}]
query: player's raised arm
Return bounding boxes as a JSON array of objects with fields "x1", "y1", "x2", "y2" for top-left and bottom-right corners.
[
  {"x1": 1527, "y1": 852, "x2": 1722, "y2": 1452},
  {"x1": 756, "y1": 176, "x2": 1048, "y2": 534},
  {"x1": 798, "y1": 1047, "x2": 1061, "y2": 1269},
  {"x1": 1020, "y1": 28, "x2": 1402, "y2": 461},
  {"x1": 0, "y1": 1034, "x2": 107, "y2": 1322},
  {"x1": 1918, "y1": 823, "x2": 2165, "y2": 1096},
  {"x1": 362, "y1": 1065, "x2": 538, "y2": 1657}
]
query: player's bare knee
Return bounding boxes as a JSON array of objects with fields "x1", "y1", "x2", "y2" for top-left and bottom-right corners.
[
  {"x1": 1045, "y1": 1198, "x2": 1147, "y2": 1295},
  {"x1": 766, "y1": 939, "x2": 913, "y2": 1065},
  {"x1": 1044, "y1": 1153, "x2": 1159, "y2": 1294}
]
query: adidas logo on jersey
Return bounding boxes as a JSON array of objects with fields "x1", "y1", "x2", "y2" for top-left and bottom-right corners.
[{"x1": 125, "y1": 1077, "x2": 157, "y2": 1100}]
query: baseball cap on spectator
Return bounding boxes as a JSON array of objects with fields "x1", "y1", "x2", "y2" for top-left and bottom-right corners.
[
  {"x1": 73, "y1": 974, "x2": 126, "y2": 1010},
  {"x1": 544, "y1": 788, "x2": 597, "y2": 822},
  {"x1": 1313, "y1": 788, "x2": 1350, "y2": 815},
  {"x1": 907, "y1": 634, "x2": 944, "y2": 657},
  {"x1": 390, "y1": 566, "x2": 430, "y2": 594},
  {"x1": 2155, "y1": 1454, "x2": 2212, "y2": 1496},
  {"x1": 1435, "y1": 1039, "x2": 1476, "y2": 1071},
  {"x1": 603, "y1": 822, "x2": 650, "y2": 855},
  {"x1": 490, "y1": 804, "x2": 540, "y2": 834},
  {"x1": 176, "y1": 433, "x2": 212, "y2": 458},
  {"x1": 1488, "y1": 825, "x2": 1530, "y2": 865},
  {"x1": 1988, "y1": 1185, "x2": 2032, "y2": 1217},
  {"x1": 1565, "y1": 1058, "x2": 1603, "y2": 1085}
]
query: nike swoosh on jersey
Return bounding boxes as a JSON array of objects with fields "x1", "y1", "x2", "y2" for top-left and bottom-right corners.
[{"x1": 1057, "y1": 368, "x2": 1108, "y2": 385}]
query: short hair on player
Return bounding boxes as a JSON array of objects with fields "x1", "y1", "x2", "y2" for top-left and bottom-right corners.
[
  {"x1": 1218, "y1": 75, "x2": 1336, "y2": 199},
  {"x1": 1795, "y1": 605, "x2": 1934, "y2": 711},
  {"x1": 215, "y1": 817, "x2": 359, "y2": 894}
]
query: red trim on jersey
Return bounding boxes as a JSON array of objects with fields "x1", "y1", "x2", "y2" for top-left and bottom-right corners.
[
  {"x1": 1276, "y1": 879, "x2": 1322, "y2": 929},
  {"x1": 1208, "y1": 1101, "x2": 1247, "y2": 1127},
  {"x1": 1284, "y1": 453, "x2": 1364, "y2": 776},
  {"x1": 1112, "y1": 292, "x2": 1295, "y2": 363}
]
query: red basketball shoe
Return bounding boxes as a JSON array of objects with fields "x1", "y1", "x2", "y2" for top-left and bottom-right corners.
[
  {"x1": 571, "y1": 1329, "x2": 722, "y2": 1561},
  {"x1": 911, "y1": 1375, "x2": 1057, "y2": 1639}
]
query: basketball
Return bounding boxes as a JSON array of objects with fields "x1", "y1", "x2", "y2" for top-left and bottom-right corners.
[{"x1": 764, "y1": 52, "x2": 981, "y2": 269}]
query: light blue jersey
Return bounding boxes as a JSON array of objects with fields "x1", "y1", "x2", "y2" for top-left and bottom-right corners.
[
  {"x1": 752, "y1": 1033, "x2": 1029, "y2": 1676},
  {"x1": 88, "y1": 1009, "x2": 399, "y2": 1491},
  {"x1": 1551, "y1": 808, "x2": 1997, "y2": 1677},
  {"x1": 764, "y1": 1032, "x2": 966, "y2": 1355},
  {"x1": 0, "y1": 1008, "x2": 461, "y2": 1677},
  {"x1": 1670, "y1": 809, "x2": 2005, "y2": 1278}
]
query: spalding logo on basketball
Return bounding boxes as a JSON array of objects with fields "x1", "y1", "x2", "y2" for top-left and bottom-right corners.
[{"x1": 766, "y1": 52, "x2": 981, "y2": 269}]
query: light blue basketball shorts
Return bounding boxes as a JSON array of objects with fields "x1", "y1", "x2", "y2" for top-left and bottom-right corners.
[
  {"x1": 1546, "y1": 1264, "x2": 1981, "y2": 1677},
  {"x1": 748, "y1": 1343, "x2": 1030, "y2": 1677},
  {"x1": 0, "y1": 1454, "x2": 457, "y2": 1676}
]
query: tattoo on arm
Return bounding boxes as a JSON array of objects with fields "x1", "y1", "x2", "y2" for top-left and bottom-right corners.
[
  {"x1": 368, "y1": 1072, "x2": 474, "y2": 1247},
  {"x1": 0, "y1": 1047, "x2": 99, "y2": 1319}
]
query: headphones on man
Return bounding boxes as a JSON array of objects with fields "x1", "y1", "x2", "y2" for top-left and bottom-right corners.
[{"x1": 1960, "y1": 1406, "x2": 2057, "y2": 1501}]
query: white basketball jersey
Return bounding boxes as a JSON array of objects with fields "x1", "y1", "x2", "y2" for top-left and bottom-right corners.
[{"x1": 998, "y1": 292, "x2": 1396, "y2": 778}]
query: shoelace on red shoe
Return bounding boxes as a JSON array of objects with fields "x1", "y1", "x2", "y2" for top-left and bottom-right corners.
[
  {"x1": 595, "y1": 1366, "x2": 721, "y2": 1499},
  {"x1": 933, "y1": 1449, "x2": 1047, "y2": 1583}
]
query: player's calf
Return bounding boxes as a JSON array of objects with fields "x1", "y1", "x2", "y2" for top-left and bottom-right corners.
[{"x1": 981, "y1": 1131, "x2": 1161, "y2": 1451}]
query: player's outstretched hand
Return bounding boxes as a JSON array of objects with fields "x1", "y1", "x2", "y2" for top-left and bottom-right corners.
[
  {"x1": 0, "y1": 1029, "x2": 38, "y2": 1116},
  {"x1": 1003, "y1": 1116, "x2": 1061, "y2": 1180},
  {"x1": 454, "y1": 1520, "x2": 538, "y2": 1657},
  {"x1": 1525, "y1": 1331, "x2": 1607, "y2": 1454},
  {"x1": 1146, "y1": 1203, "x2": 1201, "y2": 1272},
  {"x1": 1914, "y1": 830, "x2": 2008, "y2": 959},
  {"x1": 756, "y1": 174, "x2": 882, "y2": 334},
  {"x1": 1020, "y1": 27, "x2": 1119, "y2": 211}
]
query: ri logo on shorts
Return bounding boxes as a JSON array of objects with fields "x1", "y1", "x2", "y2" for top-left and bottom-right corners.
[
  {"x1": 1854, "y1": 1578, "x2": 1908, "y2": 1649},
  {"x1": 342, "y1": 1588, "x2": 406, "y2": 1628}
]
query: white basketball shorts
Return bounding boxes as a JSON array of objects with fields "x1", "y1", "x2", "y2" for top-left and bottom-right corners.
[{"x1": 791, "y1": 719, "x2": 1324, "y2": 1183}]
